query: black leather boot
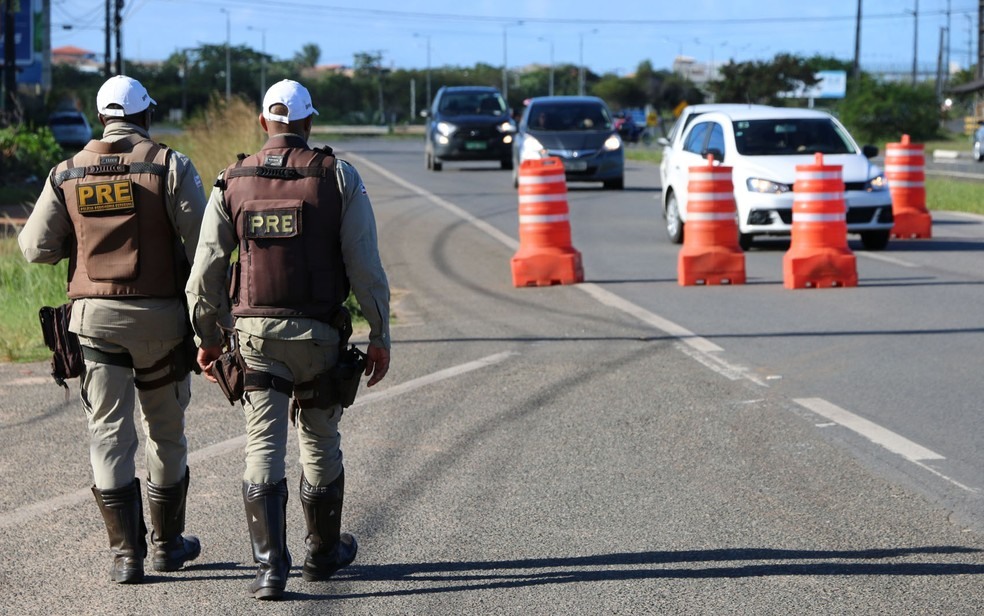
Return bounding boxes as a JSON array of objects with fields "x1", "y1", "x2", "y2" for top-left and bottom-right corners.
[
  {"x1": 299, "y1": 471, "x2": 358, "y2": 582},
  {"x1": 243, "y1": 479, "x2": 291, "y2": 600},
  {"x1": 92, "y1": 479, "x2": 148, "y2": 584},
  {"x1": 147, "y1": 467, "x2": 202, "y2": 572}
]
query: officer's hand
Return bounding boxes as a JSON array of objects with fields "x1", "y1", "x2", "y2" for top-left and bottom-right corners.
[
  {"x1": 198, "y1": 346, "x2": 223, "y2": 383},
  {"x1": 364, "y1": 345, "x2": 390, "y2": 388}
]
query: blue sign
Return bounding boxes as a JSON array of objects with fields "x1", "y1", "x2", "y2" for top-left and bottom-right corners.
[{"x1": 0, "y1": 1, "x2": 33, "y2": 66}]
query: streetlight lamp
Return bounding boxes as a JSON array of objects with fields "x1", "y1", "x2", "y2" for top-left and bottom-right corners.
[
  {"x1": 413, "y1": 33, "x2": 432, "y2": 106},
  {"x1": 538, "y1": 36, "x2": 554, "y2": 96},
  {"x1": 578, "y1": 29, "x2": 599, "y2": 96},
  {"x1": 220, "y1": 8, "x2": 231, "y2": 99},
  {"x1": 248, "y1": 25, "x2": 267, "y2": 103},
  {"x1": 502, "y1": 21, "x2": 523, "y2": 103}
]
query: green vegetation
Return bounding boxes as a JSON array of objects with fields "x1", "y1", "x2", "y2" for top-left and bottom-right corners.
[
  {"x1": 926, "y1": 177, "x2": 984, "y2": 213},
  {"x1": 0, "y1": 237, "x2": 68, "y2": 362}
]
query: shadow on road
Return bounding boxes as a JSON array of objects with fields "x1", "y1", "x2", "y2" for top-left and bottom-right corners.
[{"x1": 297, "y1": 546, "x2": 984, "y2": 599}]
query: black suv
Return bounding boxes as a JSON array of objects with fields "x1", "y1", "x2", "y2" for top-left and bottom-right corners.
[{"x1": 424, "y1": 86, "x2": 516, "y2": 171}]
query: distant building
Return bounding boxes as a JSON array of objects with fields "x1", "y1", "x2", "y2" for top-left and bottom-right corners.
[{"x1": 52, "y1": 46, "x2": 101, "y2": 73}]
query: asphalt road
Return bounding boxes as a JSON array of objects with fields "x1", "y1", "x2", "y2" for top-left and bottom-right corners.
[{"x1": 0, "y1": 138, "x2": 982, "y2": 615}]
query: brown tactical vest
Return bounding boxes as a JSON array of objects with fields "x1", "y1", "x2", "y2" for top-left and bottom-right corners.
[
  {"x1": 54, "y1": 135, "x2": 178, "y2": 299},
  {"x1": 222, "y1": 135, "x2": 349, "y2": 322}
]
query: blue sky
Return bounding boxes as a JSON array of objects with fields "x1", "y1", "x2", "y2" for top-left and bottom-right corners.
[{"x1": 52, "y1": 0, "x2": 978, "y2": 76}]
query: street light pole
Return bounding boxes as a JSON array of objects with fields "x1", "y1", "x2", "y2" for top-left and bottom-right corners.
[
  {"x1": 248, "y1": 25, "x2": 267, "y2": 103},
  {"x1": 413, "y1": 33, "x2": 431, "y2": 105},
  {"x1": 220, "y1": 8, "x2": 230, "y2": 99},
  {"x1": 578, "y1": 29, "x2": 598, "y2": 96},
  {"x1": 502, "y1": 21, "x2": 522, "y2": 103},
  {"x1": 538, "y1": 37, "x2": 554, "y2": 96}
]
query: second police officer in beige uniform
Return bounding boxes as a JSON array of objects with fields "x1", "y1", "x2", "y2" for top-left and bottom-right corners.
[
  {"x1": 18, "y1": 76, "x2": 205, "y2": 584},
  {"x1": 186, "y1": 79, "x2": 391, "y2": 600}
]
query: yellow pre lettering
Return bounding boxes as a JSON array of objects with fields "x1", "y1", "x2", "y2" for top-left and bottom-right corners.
[
  {"x1": 78, "y1": 185, "x2": 95, "y2": 204},
  {"x1": 266, "y1": 215, "x2": 279, "y2": 232}
]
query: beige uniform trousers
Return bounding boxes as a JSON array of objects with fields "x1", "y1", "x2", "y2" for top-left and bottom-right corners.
[
  {"x1": 79, "y1": 334, "x2": 190, "y2": 490},
  {"x1": 238, "y1": 332, "x2": 343, "y2": 486}
]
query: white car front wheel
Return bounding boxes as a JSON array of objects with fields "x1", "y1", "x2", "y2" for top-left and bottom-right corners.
[{"x1": 665, "y1": 191, "x2": 684, "y2": 244}]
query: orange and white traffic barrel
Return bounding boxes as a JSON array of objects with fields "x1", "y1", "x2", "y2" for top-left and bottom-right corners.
[
  {"x1": 510, "y1": 157, "x2": 584, "y2": 287},
  {"x1": 886, "y1": 134, "x2": 932, "y2": 239},
  {"x1": 677, "y1": 156, "x2": 745, "y2": 285},
  {"x1": 782, "y1": 153, "x2": 857, "y2": 289}
]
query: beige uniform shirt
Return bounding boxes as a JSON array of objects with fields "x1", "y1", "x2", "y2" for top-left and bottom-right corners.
[
  {"x1": 185, "y1": 143, "x2": 391, "y2": 351},
  {"x1": 18, "y1": 122, "x2": 207, "y2": 341}
]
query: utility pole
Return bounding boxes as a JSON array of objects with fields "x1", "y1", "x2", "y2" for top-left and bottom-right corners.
[
  {"x1": 911, "y1": 0, "x2": 919, "y2": 84},
  {"x1": 114, "y1": 0, "x2": 123, "y2": 75},
  {"x1": 104, "y1": 0, "x2": 110, "y2": 77},
  {"x1": 852, "y1": 0, "x2": 862, "y2": 80}
]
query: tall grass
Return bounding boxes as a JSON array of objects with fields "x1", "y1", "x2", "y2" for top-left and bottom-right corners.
[
  {"x1": 0, "y1": 237, "x2": 68, "y2": 362},
  {"x1": 164, "y1": 95, "x2": 266, "y2": 184}
]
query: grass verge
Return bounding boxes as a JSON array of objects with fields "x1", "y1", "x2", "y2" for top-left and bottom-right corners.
[{"x1": 0, "y1": 236, "x2": 68, "y2": 362}]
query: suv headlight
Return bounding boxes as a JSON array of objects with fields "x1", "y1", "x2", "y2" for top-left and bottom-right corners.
[
  {"x1": 436, "y1": 121, "x2": 456, "y2": 137},
  {"x1": 520, "y1": 135, "x2": 546, "y2": 160},
  {"x1": 603, "y1": 134, "x2": 622, "y2": 151},
  {"x1": 747, "y1": 178, "x2": 791, "y2": 194},
  {"x1": 497, "y1": 120, "x2": 516, "y2": 133},
  {"x1": 865, "y1": 174, "x2": 887, "y2": 191}
]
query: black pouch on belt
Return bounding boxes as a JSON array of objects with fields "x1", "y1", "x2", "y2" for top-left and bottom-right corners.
[
  {"x1": 210, "y1": 347, "x2": 245, "y2": 405},
  {"x1": 39, "y1": 302, "x2": 83, "y2": 389}
]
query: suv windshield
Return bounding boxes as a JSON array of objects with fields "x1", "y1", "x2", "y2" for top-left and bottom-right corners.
[
  {"x1": 528, "y1": 102, "x2": 612, "y2": 131},
  {"x1": 438, "y1": 93, "x2": 507, "y2": 117},
  {"x1": 733, "y1": 118, "x2": 855, "y2": 156}
]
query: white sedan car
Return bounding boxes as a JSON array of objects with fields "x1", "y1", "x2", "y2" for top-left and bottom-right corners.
[{"x1": 659, "y1": 106, "x2": 893, "y2": 250}]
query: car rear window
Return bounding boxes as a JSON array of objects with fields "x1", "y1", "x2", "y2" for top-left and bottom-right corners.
[
  {"x1": 528, "y1": 102, "x2": 612, "y2": 131},
  {"x1": 50, "y1": 115, "x2": 87, "y2": 126},
  {"x1": 733, "y1": 118, "x2": 855, "y2": 156},
  {"x1": 439, "y1": 93, "x2": 506, "y2": 116}
]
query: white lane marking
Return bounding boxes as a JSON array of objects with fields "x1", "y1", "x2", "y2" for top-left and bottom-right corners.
[
  {"x1": 855, "y1": 251, "x2": 918, "y2": 267},
  {"x1": 0, "y1": 352, "x2": 517, "y2": 530},
  {"x1": 348, "y1": 153, "x2": 520, "y2": 251},
  {"x1": 792, "y1": 398, "x2": 978, "y2": 493},
  {"x1": 793, "y1": 398, "x2": 943, "y2": 461}
]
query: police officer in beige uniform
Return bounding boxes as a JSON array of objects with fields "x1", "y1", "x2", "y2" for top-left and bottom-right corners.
[
  {"x1": 186, "y1": 79, "x2": 391, "y2": 600},
  {"x1": 19, "y1": 76, "x2": 204, "y2": 584}
]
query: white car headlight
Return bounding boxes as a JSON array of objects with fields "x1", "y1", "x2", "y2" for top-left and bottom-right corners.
[
  {"x1": 436, "y1": 121, "x2": 456, "y2": 137},
  {"x1": 865, "y1": 174, "x2": 887, "y2": 191},
  {"x1": 520, "y1": 135, "x2": 546, "y2": 160},
  {"x1": 747, "y1": 178, "x2": 791, "y2": 194},
  {"x1": 603, "y1": 134, "x2": 622, "y2": 151},
  {"x1": 497, "y1": 121, "x2": 516, "y2": 133}
]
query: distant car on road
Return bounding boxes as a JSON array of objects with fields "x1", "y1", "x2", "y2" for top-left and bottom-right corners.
[
  {"x1": 513, "y1": 96, "x2": 624, "y2": 189},
  {"x1": 423, "y1": 86, "x2": 515, "y2": 171},
  {"x1": 973, "y1": 122, "x2": 984, "y2": 161},
  {"x1": 659, "y1": 105, "x2": 893, "y2": 250},
  {"x1": 48, "y1": 110, "x2": 92, "y2": 149}
]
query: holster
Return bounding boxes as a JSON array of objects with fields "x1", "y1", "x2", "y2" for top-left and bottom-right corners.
[
  {"x1": 293, "y1": 345, "x2": 366, "y2": 412},
  {"x1": 210, "y1": 346, "x2": 245, "y2": 405},
  {"x1": 39, "y1": 302, "x2": 83, "y2": 389}
]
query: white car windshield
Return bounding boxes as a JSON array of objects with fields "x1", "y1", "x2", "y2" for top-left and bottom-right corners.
[{"x1": 733, "y1": 118, "x2": 856, "y2": 156}]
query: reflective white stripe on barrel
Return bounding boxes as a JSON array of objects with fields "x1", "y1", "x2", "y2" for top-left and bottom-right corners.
[
  {"x1": 796, "y1": 171, "x2": 841, "y2": 180},
  {"x1": 519, "y1": 193, "x2": 568, "y2": 204},
  {"x1": 687, "y1": 192, "x2": 735, "y2": 201},
  {"x1": 793, "y1": 212, "x2": 846, "y2": 222},
  {"x1": 888, "y1": 180, "x2": 925, "y2": 188},
  {"x1": 888, "y1": 148, "x2": 923, "y2": 156},
  {"x1": 687, "y1": 212, "x2": 736, "y2": 221},
  {"x1": 519, "y1": 213, "x2": 570, "y2": 224},
  {"x1": 793, "y1": 192, "x2": 844, "y2": 201},
  {"x1": 885, "y1": 164, "x2": 924, "y2": 173},
  {"x1": 519, "y1": 174, "x2": 566, "y2": 186},
  {"x1": 689, "y1": 171, "x2": 730, "y2": 181}
]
